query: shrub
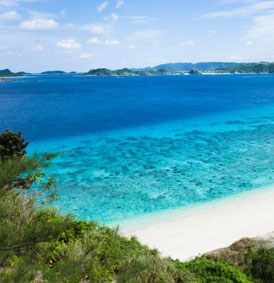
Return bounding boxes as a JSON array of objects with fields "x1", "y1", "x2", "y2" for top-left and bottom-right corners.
[
  {"x1": 117, "y1": 255, "x2": 197, "y2": 283},
  {"x1": 247, "y1": 248, "x2": 274, "y2": 282},
  {"x1": 181, "y1": 257, "x2": 251, "y2": 283}
]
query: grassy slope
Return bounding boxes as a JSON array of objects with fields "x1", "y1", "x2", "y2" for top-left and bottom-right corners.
[
  {"x1": 2, "y1": 187, "x2": 271, "y2": 282},
  {"x1": 0, "y1": 192, "x2": 196, "y2": 282}
]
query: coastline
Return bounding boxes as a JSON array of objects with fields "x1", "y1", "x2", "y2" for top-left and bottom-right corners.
[{"x1": 119, "y1": 185, "x2": 274, "y2": 261}]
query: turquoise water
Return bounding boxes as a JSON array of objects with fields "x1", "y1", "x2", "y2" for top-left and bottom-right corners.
[{"x1": 1, "y1": 74, "x2": 274, "y2": 223}]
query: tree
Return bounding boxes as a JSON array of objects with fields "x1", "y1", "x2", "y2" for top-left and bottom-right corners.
[
  {"x1": 0, "y1": 129, "x2": 29, "y2": 162},
  {"x1": 0, "y1": 129, "x2": 58, "y2": 199}
]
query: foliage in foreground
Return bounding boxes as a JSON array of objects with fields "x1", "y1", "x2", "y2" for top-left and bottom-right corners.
[
  {"x1": 0, "y1": 130, "x2": 274, "y2": 282},
  {"x1": 1, "y1": 192, "x2": 255, "y2": 283},
  {"x1": 0, "y1": 194, "x2": 197, "y2": 282}
]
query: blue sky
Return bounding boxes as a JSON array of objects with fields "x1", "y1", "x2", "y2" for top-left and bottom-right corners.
[{"x1": 0, "y1": 0, "x2": 274, "y2": 72}]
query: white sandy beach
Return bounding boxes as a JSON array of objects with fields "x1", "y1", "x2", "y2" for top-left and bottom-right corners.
[{"x1": 119, "y1": 186, "x2": 274, "y2": 261}]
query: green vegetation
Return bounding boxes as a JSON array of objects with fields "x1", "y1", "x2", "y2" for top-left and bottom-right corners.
[
  {"x1": 215, "y1": 62, "x2": 274, "y2": 74},
  {"x1": 181, "y1": 257, "x2": 251, "y2": 282},
  {"x1": 152, "y1": 62, "x2": 240, "y2": 72},
  {"x1": 0, "y1": 129, "x2": 29, "y2": 161},
  {"x1": 0, "y1": 69, "x2": 28, "y2": 77},
  {"x1": 247, "y1": 248, "x2": 274, "y2": 282},
  {"x1": 1, "y1": 130, "x2": 274, "y2": 282},
  {"x1": 84, "y1": 68, "x2": 173, "y2": 76},
  {"x1": 206, "y1": 238, "x2": 274, "y2": 283}
]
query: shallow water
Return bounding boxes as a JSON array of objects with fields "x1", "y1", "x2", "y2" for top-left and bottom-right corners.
[{"x1": 1, "y1": 74, "x2": 274, "y2": 223}]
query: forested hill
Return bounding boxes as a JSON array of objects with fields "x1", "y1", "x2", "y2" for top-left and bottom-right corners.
[
  {"x1": 215, "y1": 62, "x2": 274, "y2": 73},
  {"x1": 150, "y1": 62, "x2": 240, "y2": 72},
  {"x1": 0, "y1": 69, "x2": 28, "y2": 77},
  {"x1": 84, "y1": 68, "x2": 173, "y2": 76}
]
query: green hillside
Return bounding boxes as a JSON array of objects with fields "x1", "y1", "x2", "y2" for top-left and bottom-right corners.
[
  {"x1": 84, "y1": 68, "x2": 173, "y2": 76},
  {"x1": 0, "y1": 69, "x2": 28, "y2": 77},
  {"x1": 152, "y1": 62, "x2": 240, "y2": 72},
  {"x1": 215, "y1": 62, "x2": 274, "y2": 73}
]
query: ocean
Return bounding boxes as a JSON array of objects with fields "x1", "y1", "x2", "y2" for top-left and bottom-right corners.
[{"x1": 1, "y1": 74, "x2": 274, "y2": 224}]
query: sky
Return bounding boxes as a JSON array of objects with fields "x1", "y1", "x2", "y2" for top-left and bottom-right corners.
[{"x1": 0, "y1": 0, "x2": 274, "y2": 72}]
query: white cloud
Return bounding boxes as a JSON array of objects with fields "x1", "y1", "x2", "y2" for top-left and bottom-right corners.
[
  {"x1": 212, "y1": 0, "x2": 274, "y2": 51},
  {"x1": 208, "y1": 29, "x2": 216, "y2": 36},
  {"x1": 104, "y1": 38, "x2": 119, "y2": 45},
  {"x1": 86, "y1": 37, "x2": 101, "y2": 44},
  {"x1": 27, "y1": 10, "x2": 57, "y2": 20},
  {"x1": 60, "y1": 9, "x2": 66, "y2": 16},
  {"x1": 0, "y1": 10, "x2": 20, "y2": 21},
  {"x1": 127, "y1": 44, "x2": 136, "y2": 49},
  {"x1": 86, "y1": 37, "x2": 119, "y2": 45},
  {"x1": 64, "y1": 23, "x2": 77, "y2": 30},
  {"x1": 79, "y1": 52, "x2": 93, "y2": 59},
  {"x1": 32, "y1": 45, "x2": 44, "y2": 51},
  {"x1": 217, "y1": 0, "x2": 262, "y2": 4},
  {"x1": 204, "y1": 1, "x2": 274, "y2": 19},
  {"x1": 56, "y1": 39, "x2": 81, "y2": 49},
  {"x1": 0, "y1": 0, "x2": 16, "y2": 6},
  {"x1": 20, "y1": 19, "x2": 58, "y2": 30},
  {"x1": 0, "y1": 0, "x2": 44, "y2": 7},
  {"x1": 127, "y1": 30, "x2": 163, "y2": 41},
  {"x1": 124, "y1": 16, "x2": 156, "y2": 24},
  {"x1": 244, "y1": 12, "x2": 274, "y2": 46},
  {"x1": 97, "y1": 1, "x2": 108, "y2": 12},
  {"x1": 246, "y1": 40, "x2": 253, "y2": 45},
  {"x1": 104, "y1": 13, "x2": 119, "y2": 22},
  {"x1": 181, "y1": 40, "x2": 195, "y2": 46},
  {"x1": 116, "y1": 0, "x2": 124, "y2": 8},
  {"x1": 81, "y1": 24, "x2": 111, "y2": 34}
]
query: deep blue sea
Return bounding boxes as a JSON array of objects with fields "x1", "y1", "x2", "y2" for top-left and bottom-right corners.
[{"x1": 1, "y1": 74, "x2": 274, "y2": 223}]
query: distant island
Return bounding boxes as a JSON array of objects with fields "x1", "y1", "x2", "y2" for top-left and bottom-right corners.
[
  {"x1": 0, "y1": 69, "x2": 28, "y2": 78},
  {"x1": 135, "y1": 62, "x2": 241, "y2": 72},
  {"x1": 41, "y1": 71, "x2": 78, "y2": 75},
  {"x1": 41, "y1": 70, "x2": 67, "y2": 75},
  {"x1": 84, "y1": 68, "x2": 173, "y2": 76},
  {"x1": 2, "y1": 62, "x2": 274, "y2": 78},
  {"x1": 84, "y1": 62, "x2": 258, "y2": 77},
  {"x1": 215, "y1": 62, "x2": 274, "y2": 74}
]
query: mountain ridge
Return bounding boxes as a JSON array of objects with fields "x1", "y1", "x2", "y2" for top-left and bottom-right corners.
[{"x1": 133, "y1": 62, "x2": 242, "y2": 72}]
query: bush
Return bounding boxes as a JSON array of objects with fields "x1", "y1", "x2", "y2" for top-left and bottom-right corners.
[
  {"x1": 181, "y1": 257, "x2": 251, "y2": 283},
  {"x1": 116, "y1": 254, "x2": 197, "y2": 283},
  {"x1": 247, "y1": 248, "x2": 274, "y2": 282}
]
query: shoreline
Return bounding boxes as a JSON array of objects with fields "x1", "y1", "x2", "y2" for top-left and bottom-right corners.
[{"x1": 119, "y1": 185, "x2": 274, "y2": 261}]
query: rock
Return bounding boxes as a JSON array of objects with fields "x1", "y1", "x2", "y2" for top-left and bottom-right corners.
[
  {"x1": 189, "y1": 68, "x2": 202, "y2": 75},
  {"x1": 33, "y1": 271, "x2": 46, "y2": 283}
]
